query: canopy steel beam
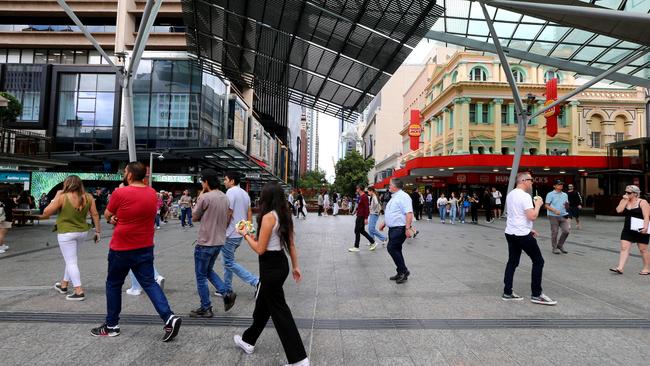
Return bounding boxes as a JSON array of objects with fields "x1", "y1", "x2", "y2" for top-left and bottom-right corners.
[
  {"x1": 479, "y1": 1, "x2": 526, "y2": 195},
  {"x1": 488, "y1": 0, "x2": 650, "y2": 23},
  {"x1": 424, "y1": 31, "x2": 650, "y2": 89}
]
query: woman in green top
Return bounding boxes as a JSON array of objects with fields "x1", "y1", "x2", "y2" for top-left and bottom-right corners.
[{"x1": 40, "y1": 176, "x2": 100, "y2": 301}]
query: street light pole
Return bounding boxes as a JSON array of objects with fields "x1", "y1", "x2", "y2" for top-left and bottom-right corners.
[{"x1": 149, "y1": 152, "x2": 164, "y2": 187}]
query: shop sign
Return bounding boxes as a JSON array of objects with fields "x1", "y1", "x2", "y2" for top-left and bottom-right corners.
[
  {"x1": 0, "y1": 171, "x2": 30, "y2": 183},
  {"x1": 409, "y1": 109, "x2": 421, "y2": 151}
]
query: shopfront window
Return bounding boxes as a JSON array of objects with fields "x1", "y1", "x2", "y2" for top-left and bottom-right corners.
[
  {"x1": 56, "y1": 73, "x2": 116, "y2": 150},
  {"x1": 1, "y1": 65, "x2": 44, "y2": 124}
]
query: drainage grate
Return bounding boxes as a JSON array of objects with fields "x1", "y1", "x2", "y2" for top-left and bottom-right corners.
[{"x1": 0, "y1": 312, "x2": 648, "y2": 330}]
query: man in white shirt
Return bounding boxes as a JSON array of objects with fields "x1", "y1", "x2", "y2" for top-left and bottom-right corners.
[
  {"x1": 502, "y1": 172, "x2": 557, "y2": 306},
  {"x1": 221, "y1": 171, "x2": 260, "y2": 312},
  {"x1": 379, "y1": 178, "x2": 413, "y2": 284}
]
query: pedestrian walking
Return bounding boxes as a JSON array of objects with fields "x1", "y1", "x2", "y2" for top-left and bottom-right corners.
[
  {"x1": 437, "y1": 193, "x2": 448, "y2": 223},
  {"x1": 425, "y1": 188, "x2": 433, "y2": 221},
  {"x1": 38, "y1": 193, "x2": 49, "y2": 214},
  {"x1": 323, "y1": 191, "x2": 330, "y2": 216},
  {"x1": 502, "y1": 172, "x2": 556, "y2": 305},
  {"x1": 233, "y1": 182, "x2": 310, "y2": 366},
  {"x1": 294, "y1": 190, "x2": 306, "y2": 220},
  {"x1": 469, "y1": 192, "x2": 480, "y2": 224},
  {"x1": 378, "y1": 178, "x2": 413, "y2": 284},
  {"x1": 179, "y1": 189, "x2": 194, "y2": 228},
  {"x1": 189, "y1": 169, "x2": 230, "y2": 318},
  {"x1": 567, "y1": 184, "x2": 583, "y2": 229},
  {"x1": 460, "y1": 192, "x2": 470, "y2": 224},
  {"x1": 367, "y1": 187, "x2": 387, "y2": 248},
  {"x1": 0, "y1": 191, "x2": 15, "y2": 254},
  {"x1": 483, "y1": 188, "x2": 493, "y2": 223},
  {"x1": 222, "y1": 171, "x2": 260, "y2": 311},
  {"x1": 609, "y1": 185, "x2": 650, "y2": 275},
  {"x1": 545, "y1": 179, "x2": 571, "y2": 254},
  {"x1": 91, "y1": 162, "x2": 181, "y2": 341},
  {"x1": 332, "y1": 191, "x2": 340, "y2": 216},
  {"x1": 410, "y1": 188, "x2": 421, "y2": 221},
  {"x1": 317, "y1": 192, "x2": 324, "y2": 216},
  {"x1": 348, "y1": 185, "x2": 375, "y2": 252},
  {"x1": 38, "y1": 176, "x2": 101, "y2": 301},
  {"x1": 448, "y1": 192, "x2": 458, "y2": 224},
  {"x1": 491, "y1": 187, "x2": 503, "y2": 220},
  {"x1": 287, "y1": 190, "x2": 295, "y2": 216}
]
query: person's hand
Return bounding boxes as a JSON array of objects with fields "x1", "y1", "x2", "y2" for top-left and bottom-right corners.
[
  {"x1": 94, "y1": 232, "x2": 101, "y2": 244},
  {"x1": 379, "y1": 222, "x2": 385, "y2": 231},
  {"x1": 531, "y1": 229, "x2": 539, "y2": 238},
  {"x1": 641, "y1": 227, "x2": 648, "y2": 235},
  {"x1": 364, "y1": 218, "x2": 368, "y2": 225},
  {"x1": 237, "y1": 226, "x2": 248, "y2": 237},
  {"x1": 109, "y1": 216, "x2": 118, "y2": 225},
  {"x1": 292, "y1": 267, "x2": 302, "y2": 282},
  {"x1": 405, "y1": 228, "x2": 413, "y2": 238},
  {"x1": 533, "y1": 196, "x2": 543, "y2": 207}
]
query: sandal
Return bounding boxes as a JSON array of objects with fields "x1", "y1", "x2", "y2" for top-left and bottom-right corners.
[
  {"x1": 638, "y1": 271, "x2": 650, "y2": 276},
  {"x1": 609, "y1": 268, "x2": 623, "y2": 274}
]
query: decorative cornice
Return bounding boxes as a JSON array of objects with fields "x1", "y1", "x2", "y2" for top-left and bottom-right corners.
[
  {"x1": 492, "y1": 98, "x2": 504, "y2": 105},
  {"x1": 569, "y1": 101, "x2": 580, "y2": 106},
  {"x1": 443, "y1": 108, "x2": 450, "y2": 113}
]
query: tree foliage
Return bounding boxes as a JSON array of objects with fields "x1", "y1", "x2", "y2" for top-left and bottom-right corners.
[
  {"x1": 298, "y1": 169, "x2": 329, "y2": 190},
  {"x1": 0, "y1": 92, "x2": 22, "y2": 126},
  {"x1": 333, "y1": 150, "x2": 374, "y2": 196}
]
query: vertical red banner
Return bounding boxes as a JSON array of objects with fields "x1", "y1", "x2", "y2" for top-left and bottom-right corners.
[
  {"x1": 409, "y1": 109, "x2": 421, "y2": 151},
  {"x1": 545, "y1": 78, "x2": 558, "y2": 137}
]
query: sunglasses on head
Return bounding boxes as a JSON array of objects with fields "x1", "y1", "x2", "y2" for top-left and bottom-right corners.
[{"x1": 625, "y1": 191, "x2": 634, "y2": 195}]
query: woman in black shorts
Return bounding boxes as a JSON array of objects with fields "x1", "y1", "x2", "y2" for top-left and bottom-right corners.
[{"x1": 609, "y1": 185, "x2": 650, "y2": 275}]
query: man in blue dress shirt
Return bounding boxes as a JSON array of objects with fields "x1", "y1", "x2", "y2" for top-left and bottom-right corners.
[{"x1": 545, "y1": 179, "x2": 571, "y2": 254}]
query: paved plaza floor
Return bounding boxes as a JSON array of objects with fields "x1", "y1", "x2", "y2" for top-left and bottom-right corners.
[{"x1": 1, "y1": 213, "x2": 649, "y2": 365}]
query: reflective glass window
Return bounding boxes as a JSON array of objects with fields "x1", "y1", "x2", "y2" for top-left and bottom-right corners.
[{"x1": 2, "y1": 65, "x2": 44, "y2": 123}]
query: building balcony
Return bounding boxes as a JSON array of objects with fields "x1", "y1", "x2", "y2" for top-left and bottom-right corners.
[
  {"x1": 0, "y1": 31, "x2": 118, "y2": 48},
  {"x1": 0, "y1": 0, "x2": 118, "y2": 17}
]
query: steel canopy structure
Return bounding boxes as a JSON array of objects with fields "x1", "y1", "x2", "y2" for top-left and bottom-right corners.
[{"x1": 181, "y1": 0, "x2": 445, "y2": 121}]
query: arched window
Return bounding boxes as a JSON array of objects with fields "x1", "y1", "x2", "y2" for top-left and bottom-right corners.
[
  {"x1": 451, "y1": 71, "x2": 458, "y2": 84},
  {"x1": 469, "y1": 67, "x2": 487, "y2": 82},
  {"x1": 544, "y1": 70, "x2": 560, "y2": 83},
  {"x1": 513, "y1": 69, "x2": 525, "y2": 83}
]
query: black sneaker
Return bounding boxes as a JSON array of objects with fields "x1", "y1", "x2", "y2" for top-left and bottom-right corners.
[
  {"x1": 54, "y1": 282, "x2": 68, "y2": 294},
  {"x1": 389, "y1": 271, "x2": 410, "y2": 281},
  {"x1": 66, "y1": 292, "x2": 85, "y2": 301},
  {"x1": 395, "y1": 273, "x2": 408, "y2": 284},
  {"x1": 162, "y1": 315, "x2": 182, "y2": 342},
  {"x1": 224, "y1": 292, "x2": 237, "y2": 312},
  {"x1": 91, "y1": 323, "x2": 120, "y2": 337},
  {"x1": 189, "y1": 306, "x2": 213, "y2": 318}
]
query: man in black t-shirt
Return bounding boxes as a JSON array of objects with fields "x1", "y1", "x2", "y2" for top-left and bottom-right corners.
[{"x1": 566, "y1": 184, "x2": 583, "y2": 229}]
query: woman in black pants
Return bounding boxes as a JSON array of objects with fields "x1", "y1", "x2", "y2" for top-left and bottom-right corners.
[{"x1": 234, "y1": 182, "x2": 309, "y2": 366}]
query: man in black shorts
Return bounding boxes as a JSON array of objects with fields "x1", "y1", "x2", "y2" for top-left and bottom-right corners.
[{"x1": 567, "y1": 184, "x2": 583, "y2": 229}]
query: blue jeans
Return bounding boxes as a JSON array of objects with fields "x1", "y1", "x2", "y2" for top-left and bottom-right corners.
[
  {"x1": 450, "y1": 205, "x2": 457, "y2": 223},
  {"x1": 223, "y1": 237, "x2": 259, "y2": 293},
  {"x1": 181, "y1": 207, "x2": 193, "y2": 227},
  {"x1": 195, "y1": 245, "x2": 227, "y2": 309},
  {"x1": 426, "y1": 202, "x2": 433, "y2": 220},
  {"x1": 459, "y1": 206, "x2": 467, "y2": 222},
  {"x1": 129, "y1": 267, "x2": 161, "y2": 291},
  {"x1": 154, "y1": 214, "x2": 160, "y2": 228},
  {"x1": 368, "y1": 214, "x2": 387, "y2": 242},
  {"x1": 105, "y1": 247, "x2": 173, "y2": 327},
  {"x1": 438, "y1": 206, "x2": 446, "y2": 221},
  {"x1": 387, "y1": 227, "x2": 408, "y2": 274}
]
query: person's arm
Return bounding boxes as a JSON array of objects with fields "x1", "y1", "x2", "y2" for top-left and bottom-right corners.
[
  {"x1": 544, "y1": 194, "x2": 560, "y2": 215},
  {"x1": 39, "y1": 191, "x2": 64, "y2": 219},
  {"x1": 405, "y1": 212, "x2": 414, "y2": 237},
  {"x1": 287, "y1": 232, "x2": 301, "y2": 282},
  {"x1": 192, "y1": 195, "x2": 206, "y2": 222},
  {"x1": 640, "y1": 199, "x2": 650, "y2": 234},
  {"x1": 239, "y1": 213, "x2": 274, "y2": 255},
  {"x1": 577, "y1": 192, "x2": 583, "y2": 208},
  {"x1": 89, "y1": 195, "x2": 101, "y2": 235},
  {"x1": 248, "y1": 207, "x2": 253, "y2": 222},
  {"x1": 615, "y1": 197, "x2": 628, "y2": 214},
  {"x1": 526, "y1": 196, "x2": 543, "y2": 221}
]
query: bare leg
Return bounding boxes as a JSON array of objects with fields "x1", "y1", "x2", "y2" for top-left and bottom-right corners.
[
  {"x1": 616, "y1": 240, "x2": 632, "y2": 272},
  {"x1": 637, "y1": 244, "x2": 650, "y2": 273},
  {"x1": 0, "y1": 228, "x2": 7, "y2": 245}
]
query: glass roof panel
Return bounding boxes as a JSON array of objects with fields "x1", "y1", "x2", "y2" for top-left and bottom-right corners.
[
  {"x1": 537, "y1": 26, "x2": 570, "y2": 41},
  {"x1": 512, "y1": 24, "x2": 544, "y2": 39},
  {"x1": 599, "y1": 48, "x2": 633, "y2": 64},
  {"x1": 447, "y1": 18, "x2": 469, "y2": 34},
  {"x1": 550, "y1": 43, "x2": 581, "y2": 59},
  {"x1": 573, "y1": 46, "x2": 609, "y2": 61},
  {"x1": 493, "y1": 21, "x2": 518, "y2": 37},
  {"x1": 529, "y1": 41, "x2": 556, "y2": 55},
  {"x1": 592, "y1": 0, "x2": 625, "y2": 9},
  {"x1": 564, "y1": 29, "x2": 595, "y2": 44},
  {"x1": 494, "y1": 8, "x2": 522, "y2": 22},
  {"x1": 445, "y1": 0, "x2": 471, "y2": 18},
  {"x1": 521, "y1": 15, "x2": 546, "y2": 24},
  {"x1": 467, "y1": 20, "x2": 489, "y2": 35},
  {"x1": 590, "y1": 35, "x2": 621, "y2": 47},
  {"x1": 468, "y1": 1, "x2": 496, "y2": 19},
  {"x1": 624, "y1": 0, "x2": 650, "y2": 12}
]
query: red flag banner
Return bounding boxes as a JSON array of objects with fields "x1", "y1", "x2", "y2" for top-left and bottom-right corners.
[
  {"x1": 545, "y1": 78, "x2": 559, "y2": 137},
  {"x1": 409, "y1": 109, "x2": 421, "y2": 151}
]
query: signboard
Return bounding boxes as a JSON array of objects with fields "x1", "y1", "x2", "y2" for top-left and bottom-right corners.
[
  {"x1": 409, "y1": 109, "x2": 421, "y2": 151},
  {"x1": 448, "y1": 173, "x2": 574, "y2": 186},
  {"x1": 0, "y1": 171, "x2": 30, "y2": 183},
  {"x1": 545, "y1": 78, "x2": 559, "y2": 137}
]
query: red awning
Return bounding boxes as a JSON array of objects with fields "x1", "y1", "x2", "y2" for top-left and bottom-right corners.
[{"x1": 249, "y1": 157, "x2": 267, "y2": 168}]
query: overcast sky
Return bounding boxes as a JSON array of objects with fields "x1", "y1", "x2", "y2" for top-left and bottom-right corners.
[{"x1": 317, "y1": 39, "x2": 438, "y2": 182}]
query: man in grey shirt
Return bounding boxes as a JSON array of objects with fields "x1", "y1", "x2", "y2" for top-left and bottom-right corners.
[
  {"x1": 221, "y1": 171, "x2": 260, "y2": 311},
  {"x1": 190, "y1": 169, "x2": 230, "y2": 318}
]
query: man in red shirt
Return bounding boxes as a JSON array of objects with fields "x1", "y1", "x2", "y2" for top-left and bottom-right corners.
[
  {"x1": 349, "y1": 184, "x2": 376, "y2": 252},
  {"x1": 90, "y1": 162, "x2": 181, "y2": 342}
]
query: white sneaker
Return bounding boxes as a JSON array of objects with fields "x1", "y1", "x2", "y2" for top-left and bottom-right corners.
[
  {"x1": 0, "y1": 244, "x2": 8, "y2": 251},
  {"x1": 0, "y1": 249, "x2": 5, "y2": 254},
  {"x1": 126, "y1": 288, "x2": 142, "y2": 296},
  {"x1": 155, "y1": 275, "x2": 165, "y2": 290},
  {"x1": 156, "y1": 226, "x2": 161, "y2": 229},
  {"x1": 234, "y1": 334, "x2": 255, "y2": 354},
  {"x1": 531, "y1": 293, "x2": 557, "y2": 306},
  {"x1": 284, "y1": 358, "x2": 310, "y2": 366},
  {"x1": 369, "y1": 243, "x2": 377, "y2": 251},
  {"x1": 214, "y1": 291, "x2": 224, "y2": 297},
  {"x1": 348, "y1": 247, "x2": 360, "y2": 252}
]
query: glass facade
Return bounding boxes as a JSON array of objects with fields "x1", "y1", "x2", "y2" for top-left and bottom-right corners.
[
  {"x1": 55, "y1": 73, "x2": 117, "y2": 150},
  {"x1": 1, "y1": 64, "x2": 44, "y2": 124},
  {"x1": 133, "y1": 59, "x2": 226, "y2": 148}
]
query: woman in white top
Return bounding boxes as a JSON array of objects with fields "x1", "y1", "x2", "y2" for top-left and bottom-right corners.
[
  {"x1": 436, "y1": 193, "x2": 448, "y2": 224},
  {"x1": 323, "y1": 191, "x2": 330, "y2": 216},
  {"x1": 492, "y1": 187, "x2": 503, "y2": 219},
  {"x1": 234, "y1": 182, "x2": 309, "y2": 366}
]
